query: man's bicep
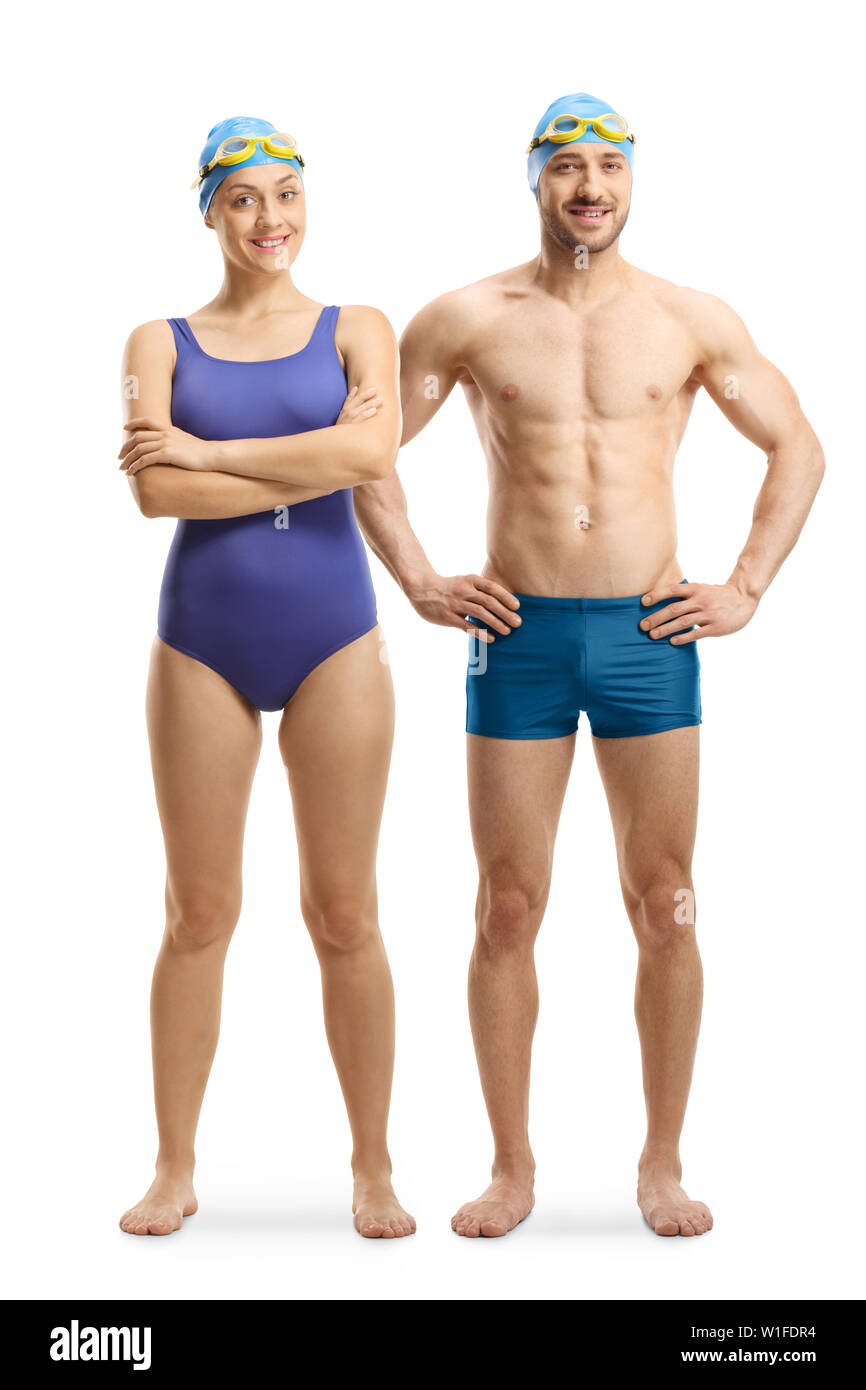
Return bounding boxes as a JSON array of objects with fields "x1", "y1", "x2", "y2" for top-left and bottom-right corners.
[
  {"x1": 398, "y1": 300, "x2": 463, "y2": 445},
  {"x1": 695, "y1": 299, "x2": 806, "y2": 452}
]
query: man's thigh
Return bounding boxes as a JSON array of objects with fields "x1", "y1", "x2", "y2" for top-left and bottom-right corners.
[
  {"x1": 467, "y1": 733, "x2": 576, "y2": 897},
  {"x1": 591, "y1": 725, "x2": 699, "y2": 902}
]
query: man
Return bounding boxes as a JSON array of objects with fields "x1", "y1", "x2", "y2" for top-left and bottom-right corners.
[{"x1": 354, "y1": 92, "x2": 824, "y2": 1238}]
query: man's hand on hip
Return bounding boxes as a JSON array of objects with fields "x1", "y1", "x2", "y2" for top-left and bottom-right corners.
[
  {"x1": 639, "y1": 581, "x2": 759, "y2": 642},
  {"x1": 406, "y1": 573, "x2": 522, "y2": 641}
]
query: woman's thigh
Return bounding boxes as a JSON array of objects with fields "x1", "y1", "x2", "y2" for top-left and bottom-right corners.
[
  {"x1": 278, "y1": 627, "x2": 394, "y2": 906},
  {"x1": 147, "y1": 638, "x2": 262, "y2": 915}
]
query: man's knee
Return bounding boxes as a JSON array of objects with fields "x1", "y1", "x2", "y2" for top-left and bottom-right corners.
[
  {"x1": 627, "y1": 869, "x2": 696, "y2": 950},
  {"x1": 165, "y1": 885, "x2": 241, "y2": 950},
  {"x1": 301, "y1": 893, "x2": 376, "y2": 952},
  {"x1": 476, "y1": 876, "x2": 546, "y2": 954}
]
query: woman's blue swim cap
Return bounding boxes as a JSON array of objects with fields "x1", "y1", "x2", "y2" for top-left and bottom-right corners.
[
  {"x1": 527, "y1": 92, "x2": 634, "y2": 197},
  {"x1": 197, "y1": 116, "x2": 305, "y2": 217}
]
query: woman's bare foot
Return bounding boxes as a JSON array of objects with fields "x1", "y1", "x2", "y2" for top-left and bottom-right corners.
[
  {"x1": 352, "y1": 1171, "x2": 416, "y2": 1239},
  {"x1": 637, "y1": 1156, "x2": 713, "y2": 1237},
  {"x1": 120, "y1": 1166, "x2": 198, "y2": 1237},
  {"x1": 451, "y1": 1165, "x2": 535, "y2": 1238}
]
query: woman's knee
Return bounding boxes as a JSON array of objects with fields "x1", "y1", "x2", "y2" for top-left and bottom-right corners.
[
  {"x1": 301, "y1": 893, "x2": 377, "y2": 952},
  {"x1": 164, "y1": 885, "x2": 241, "y2": 950}
]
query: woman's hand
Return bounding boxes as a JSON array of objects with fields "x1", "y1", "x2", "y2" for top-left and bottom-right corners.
[
  {"x1": 336, "y1": 386, "x2": 382, "y2": 425},
  {"x1": 119, "y1": 417, "x2": 215, "y2": 476}
]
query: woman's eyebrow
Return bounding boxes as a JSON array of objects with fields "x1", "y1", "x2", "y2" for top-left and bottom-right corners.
[{"x1": 227, "y1": 175, "x2": 301, "y2": 192}]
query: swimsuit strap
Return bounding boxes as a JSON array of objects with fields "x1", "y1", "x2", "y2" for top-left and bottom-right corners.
[
  {"x1": 166, "y1": 317, "x2": 197, "y2": 358},
  {"x1": 316, "y1": 304, "x2": 340, "y2": 346}
]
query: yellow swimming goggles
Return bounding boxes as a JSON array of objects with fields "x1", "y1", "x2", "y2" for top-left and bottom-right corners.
[
  {"x1": 526, "y1": 112, "x2": 635, "y2": 153},
  {"x1": 191, "y1": 133, "x2": 305, "y2": 189}
]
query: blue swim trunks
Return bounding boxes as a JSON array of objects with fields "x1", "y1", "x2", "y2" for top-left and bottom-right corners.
[{"x1": 466, "y1": 581, "x2": 702, "y2": 740}]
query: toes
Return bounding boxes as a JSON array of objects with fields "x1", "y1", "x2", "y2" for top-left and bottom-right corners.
[
  {"x1": 479, "y1": 1219, "x2": 509, "y2": 1237},
  {"x1": 357, "y1": 1216, "x2": 384, "y2": 1238},
  {"x1": 679, "y1": 1219, "x2": 696, "y2": 1236},
  {"x1": 357, "y1": 1210, "x2": 417, "y2": 1239},
  {"x1": 652, "y1": 1215, "x2": 680, "y2": 1236}
]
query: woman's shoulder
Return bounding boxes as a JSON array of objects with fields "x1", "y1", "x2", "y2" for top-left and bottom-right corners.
[
  {"x1": 122, "y1": 319, "x2": 178, "y2": 372},
  {"x1": 124, "y1": 318, "x2": 178, "y2": 350},
  {"x1": 335, "y1": 303, "x2": 396, "y2": 340}
]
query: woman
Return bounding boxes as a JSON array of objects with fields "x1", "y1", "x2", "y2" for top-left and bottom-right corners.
[{"x1": 118, "y1": 117, "x2": 413, "y2": 1239}]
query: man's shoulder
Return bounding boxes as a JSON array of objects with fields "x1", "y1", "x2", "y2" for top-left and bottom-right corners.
[
  {"x1": 638, "y1": 273, "x2": 739, "y2": 333},
  {"x1": 407, "y1": 264, "x2": 535, "y2": 332},
  {"x1": 630, "y1": 273, "x2": 750, "y2": 362}
]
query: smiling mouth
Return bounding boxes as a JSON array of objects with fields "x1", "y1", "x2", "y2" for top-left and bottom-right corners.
[
  {"x1": 249, "y1": 235, "x2": 291, "y2": 250},
  {"x1": 568, "y1": 207, "x2": 612, "y2": 222}
]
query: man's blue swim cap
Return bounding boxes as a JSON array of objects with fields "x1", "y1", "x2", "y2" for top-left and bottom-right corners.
[
  {"x1": 197, "y1": 116, "x2": 305, "y2": 217},
  {"x1": 527, "y1": 92, "x2": 634, "y2": 197}
]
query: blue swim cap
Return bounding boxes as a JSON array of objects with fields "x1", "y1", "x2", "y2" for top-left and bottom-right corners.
[
  {"x1": 527, "y1": 92, "x2": 634, "y2": 197},
  {"x1": 197, "y1": 116, "x2": 305, "y2": 217}
]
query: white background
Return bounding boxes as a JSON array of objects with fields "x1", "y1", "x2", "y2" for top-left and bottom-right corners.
[{"x1": 3, "y1": 0, "x2": 863, "y2": 1302}]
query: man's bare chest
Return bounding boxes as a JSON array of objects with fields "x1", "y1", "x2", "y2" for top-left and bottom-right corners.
[{"x1": 460, "y1": 302, "x2": 698, "y2": 423}]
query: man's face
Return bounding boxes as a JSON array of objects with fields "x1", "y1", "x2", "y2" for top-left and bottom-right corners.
[{"x1": 537, "y1": 141, "x2": 632, "y2": 255}]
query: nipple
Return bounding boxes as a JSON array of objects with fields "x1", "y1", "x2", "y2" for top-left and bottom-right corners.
[
  {"x1": 500, "y1": 383, "x2": 519, "y2": 401},
  {"x1": 647, "y1": 384, "x2": 662, "y2": 400}
]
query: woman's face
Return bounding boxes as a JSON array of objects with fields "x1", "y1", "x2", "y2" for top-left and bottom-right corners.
[{"x1": 204, "y1": 162, "x2": 306, "y2": 273}]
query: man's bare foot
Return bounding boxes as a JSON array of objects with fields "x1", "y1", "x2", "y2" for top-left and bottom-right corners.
[
  {"x1": 120, "y1": 1167, "x2": 198, "y2": 1237},
  {"x1": 352, "y1": 1172, "x2": 416, "y2": 1239},
  {"x1": 638, "y1": 1157, "x2": 713, "y2": 1237},
  {"x1": 451, "y1": 1168, "x2": 535, "y2": 1238}
]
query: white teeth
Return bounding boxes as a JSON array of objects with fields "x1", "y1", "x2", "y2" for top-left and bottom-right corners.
[{"x1": 254, "y1": 238, "x2": 285, "y2": 247}]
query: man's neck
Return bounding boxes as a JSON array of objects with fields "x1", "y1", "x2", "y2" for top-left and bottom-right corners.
[{"x1": 531, "y1": 235, "x2": 632, "y2": 306}]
